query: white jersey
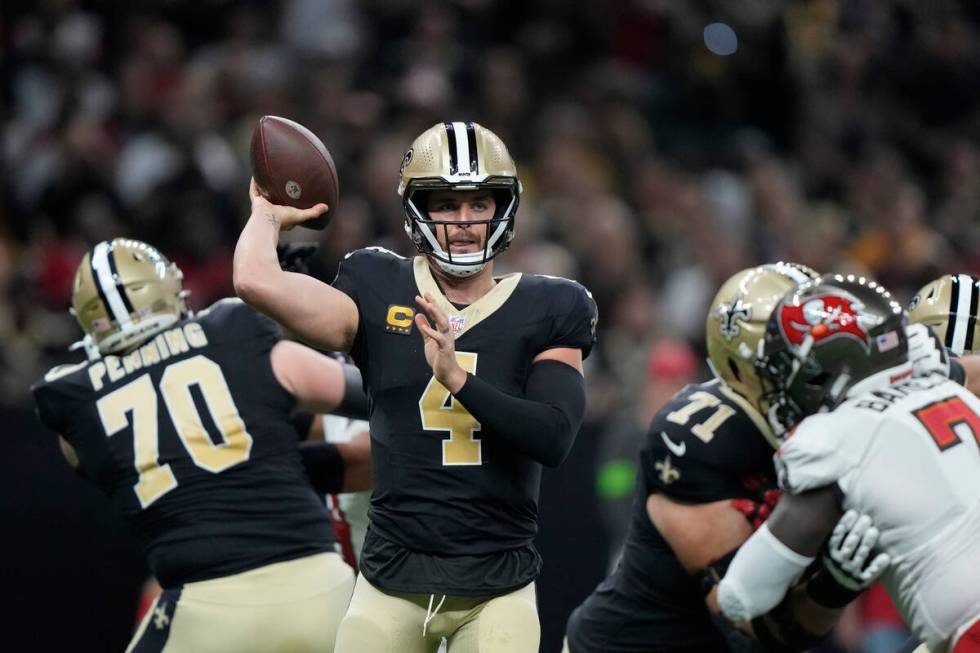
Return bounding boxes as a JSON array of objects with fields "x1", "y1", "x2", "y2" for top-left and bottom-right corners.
[
  {"x1": 322, "y1": 414, "x2": 371, "y2": 566},
  {"x1": 776, "y1": 373, "x2": 980, "y2": 653}
]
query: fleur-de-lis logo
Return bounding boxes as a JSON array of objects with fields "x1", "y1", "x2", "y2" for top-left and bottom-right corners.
[
  {"x1": 713, "y1": 294, "x2": 751, "y2": 342},
  {"x1": 655, "y1": 456, "x2": 680, "y2": 485},
  {"x1": 153, "y1": 602, "x2": 170, "y2": 630}
]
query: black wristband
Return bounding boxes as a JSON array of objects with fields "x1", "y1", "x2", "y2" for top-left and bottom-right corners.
[
  {"x1": 804, "y1": 567, "x2": 861, "y2": 609},
  {"x1": 336, "y1": 363, "x2": 369, "y2": 420},
  {"x1": 950, "y1": 358, "x2": 966, "y2": 386}
]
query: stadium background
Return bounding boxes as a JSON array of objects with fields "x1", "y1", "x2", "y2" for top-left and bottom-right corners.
[{"x1": 3, "y1": 1, "x2": 978, "y2": 651}]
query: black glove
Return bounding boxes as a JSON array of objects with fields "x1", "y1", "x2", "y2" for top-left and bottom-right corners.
[{"x1": 277, "y1": 242, "x2": 319, "y2": 274}]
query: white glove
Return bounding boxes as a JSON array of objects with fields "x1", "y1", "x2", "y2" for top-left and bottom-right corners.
[
  {"x1": 905, "y1": 323, "x2": 950, "y2": 378},
  {"x1": 823, "y1": 510, "x2": 891, "y2": 591}
]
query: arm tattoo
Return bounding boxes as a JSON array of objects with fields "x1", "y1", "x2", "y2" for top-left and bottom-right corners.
[{"x1": 266, "y1": 213, "x2": 279, "y2": 228}]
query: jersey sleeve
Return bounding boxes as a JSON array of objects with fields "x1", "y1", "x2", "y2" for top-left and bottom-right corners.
[
  {"x1": 640, "y1": 420, "x2": 774, "y2": 503},
  {"x1": 204, "y1": 298, "x2": 281, "y2": 352},
  {"x1": 774, "y1": 411, "x2": 869, "y2": 494},
  {"x1": 331, "y1": 248, "x2": 387, "y2": 310},
  {"x1": 545, "y1": 281, "x2": 598, "y2": 359},
  {"x1": 31, "y1": 365, "x2": 88, "y2": 435}
]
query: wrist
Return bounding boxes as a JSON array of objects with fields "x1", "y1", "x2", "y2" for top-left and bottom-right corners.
[
  {"x1": 446, "y1": 369, "x2": 469, "y2": 394},
  {"x1": 805, "y1": 566, "x2": 862, "y2": 609}
]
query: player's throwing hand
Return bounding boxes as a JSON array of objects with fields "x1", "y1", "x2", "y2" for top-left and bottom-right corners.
[{"x1": 249, "y1": 177, "x2": 328, "y2": 231}]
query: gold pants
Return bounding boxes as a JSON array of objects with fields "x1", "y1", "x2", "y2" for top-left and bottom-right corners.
[
  {"x1": 335, "y1": 574, "x2": 539, "y2": 653},
  {"x1": 127, "y1": 552, "x2": 355, "y2": 653}
]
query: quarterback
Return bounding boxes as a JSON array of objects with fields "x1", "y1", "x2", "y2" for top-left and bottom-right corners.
[
  {"x1": 235, "y1": 122, "x2": 597, "y2": 653},
  {"x1": 32, "y1": 239, "x2": 371, "y2": 653},
  {"x1": 717, "y1": 275, "x2": 980, "y2": 653}
]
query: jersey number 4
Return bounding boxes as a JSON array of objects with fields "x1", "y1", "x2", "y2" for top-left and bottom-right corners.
[
  {"x1": 96, "y1": 355, "x2": 253, "y2": 508},
  {"x1": 912, "y1": 396, "x2": 980, "y2": 452},
  {"x1": 419, "y1": 352, "x2": 481, "y2": 466}
]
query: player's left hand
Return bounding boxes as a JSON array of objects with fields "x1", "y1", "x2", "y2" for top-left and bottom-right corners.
[
  {"x1": 415, "y1": 292, "x2": 467, "y2": 393},
  {"x1": 823, "y1": 510, "x2": 891, "y2": 591},
  {"x1": 906, "y1": 323, "x2": 950, "y2": 378}
]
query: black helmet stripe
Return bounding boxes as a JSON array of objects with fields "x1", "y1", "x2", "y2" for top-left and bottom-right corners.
[
  {"x1": 443, "y1": 122, "x2": 459, "y2": 175},
  {"x1": 107, "y1": 243, "x2": 136, "y2": 315},
  {"x1": 948, "y1": 274, "x2": 977, "y2": 354},
  {"x1": 966, "y1": 276, "x2": 980, "y2": 352},
  {"x1": 90, "y1": 241, "x2": 134, "y2": 326},
  {"x1": 465, "y1": 122, "x2": 479, "y2": 175}
]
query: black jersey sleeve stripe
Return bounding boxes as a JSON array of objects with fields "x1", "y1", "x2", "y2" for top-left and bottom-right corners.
[
  {"x1": 444, "y1": 122, "x2": 459, "y2": 175},
  {"x1": 466, "y1": 122, "x2": 479, "y2": 175}
]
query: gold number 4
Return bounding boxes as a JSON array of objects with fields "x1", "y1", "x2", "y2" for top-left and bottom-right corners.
[
  {"x1": 419, "y1": 352, "x2": 481, "y2": 465},
  {"x1": 96, "y1": 355, "x2": 253, "y2": 508},
  {"x1": 665, "y1": 390, "x2": 736, "y2": 443}
]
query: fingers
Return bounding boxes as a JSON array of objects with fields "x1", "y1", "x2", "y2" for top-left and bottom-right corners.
[
  {"x1": 298, "y1": 204, "x2": 329, "y2": 220},
  {"x1": 415, "y1": 294, "x2": 451, "y2": 334},
  {"x1": 415, "y1": 313, "x2": 437, "y2": 339},
  {"x1": 863, "y1": 552, "x2": 891, "y2": 581}
]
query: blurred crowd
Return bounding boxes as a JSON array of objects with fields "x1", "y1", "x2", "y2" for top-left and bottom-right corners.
[{"x1": 4, "y1": 1, "x2": 980, "y2": 650}]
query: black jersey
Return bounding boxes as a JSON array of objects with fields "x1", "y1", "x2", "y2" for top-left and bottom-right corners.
[
  {"x1": 566, "y1": 379, "x2": 778, "y2": 652},
  {"x1": 332, "y1": 248, "x2": 597, "y2": 595},
  {"x1": 31, "y1": 299, "x2": 335, "y2": 589}
]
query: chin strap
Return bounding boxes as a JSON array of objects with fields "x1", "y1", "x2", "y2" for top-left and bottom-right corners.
[{"x1": 69, "y1": 335, "x2": 102, "y2": 361}]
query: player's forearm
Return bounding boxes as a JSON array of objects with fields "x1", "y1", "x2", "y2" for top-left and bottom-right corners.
[
  {"x1": 234, "y1": 208, "x2": 285, "y2": 304},
  {"x1": 956, "y1": 354, "x2": 980, "y2": 396},
  {"x1": 453, "y1": 360, "x2": 585, "y2": 467},
  {"x1": 234, "y1": 212, "x2": 356, "y2": 351}
]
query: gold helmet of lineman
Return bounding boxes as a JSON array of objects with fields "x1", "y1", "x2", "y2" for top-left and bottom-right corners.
[
  {"x1": 397, "y1": 121, "x2": 521, "y2": 278},
  {"x1": 908, "y1": 273, "x2": 980, "y2": 356},
  {"x1": 71, "y1": 238, "x2": 189, "y2": 356},
  {"x1": 706, "y1": 262, "x2": 819, "y2": 442}
]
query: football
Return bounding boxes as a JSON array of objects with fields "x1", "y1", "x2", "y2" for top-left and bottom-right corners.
[{"x1": 250, "y1": 115, "x2": 339, "y2": 230}]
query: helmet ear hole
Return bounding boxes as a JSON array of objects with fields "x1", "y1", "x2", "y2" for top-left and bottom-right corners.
[{"x1": 728, "y1": 358, "x2": 742, "y2": 383}]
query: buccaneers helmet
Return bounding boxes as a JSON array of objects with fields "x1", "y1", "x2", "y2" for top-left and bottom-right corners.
[
  {"x1": 756, "y1": 274, "x2": 909, "y2": 434},
  {"x1": 398, "y1": 122, "x2": 520, "y2": 277},
  {"x1": 706, "y1": 262, "x2": 819, "y2": 439},
  {"x1": 71, "y1": 239, "x2": 189, "y2": 356},
  {"x1": 908, "y1": 273, "x2": 980, "y2": 356}
]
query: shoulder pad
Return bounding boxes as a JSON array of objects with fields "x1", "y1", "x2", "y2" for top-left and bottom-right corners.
[
  {"x1": 641, "y1": 382, "x2": 776, "y2": 501},
  {"x1": 41, "y1": 360, "x2": 89, "y2": 384},
  {"x1": 344, "y1": 246, "x2": 408, "y2": 261},
  {"x1": 775, "y1": 409, "x2": 872, "y2": 493}
]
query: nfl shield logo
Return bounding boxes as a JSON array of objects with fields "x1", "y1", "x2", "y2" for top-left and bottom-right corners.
[{"x1": 449, "y1": 315, "x2": 465, "y2": 335}]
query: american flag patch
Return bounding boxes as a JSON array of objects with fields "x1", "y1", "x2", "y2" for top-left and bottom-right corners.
[{"x1": 876, "y1": 331, "x2": 899, "y2": 352}]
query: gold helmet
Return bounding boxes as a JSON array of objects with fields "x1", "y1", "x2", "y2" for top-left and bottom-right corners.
[
  {"x1": 706, "y1": 262, "x2": 819, "y2": 441},
  {"x1": 71, "y1": 239, "x2": 189, "y2": 356},
  {"x1": 908, "y1": 273, "x2": 980, "y2": 356},
  {"x1": 397, "y1": 121, "x2": 520, "y2": 277}
]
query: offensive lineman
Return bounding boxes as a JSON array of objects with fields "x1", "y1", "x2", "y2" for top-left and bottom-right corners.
[
  {"x1": 234, "y1": 122, "x2": 597, "y2": 653},
  {"x1": 32, "y1": 239, "x2": 368, "y2": 653},
  {"x1": 565, "y1": 263, "x2": 886, "y2": 652},
  {"x1": 717, "y1": 274, "x2": 980, "y2": 653}
]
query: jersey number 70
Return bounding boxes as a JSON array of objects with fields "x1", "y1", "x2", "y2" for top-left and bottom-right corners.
[{"x1": 96, "y1": 355, "x2": 253, "y2": 508}]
